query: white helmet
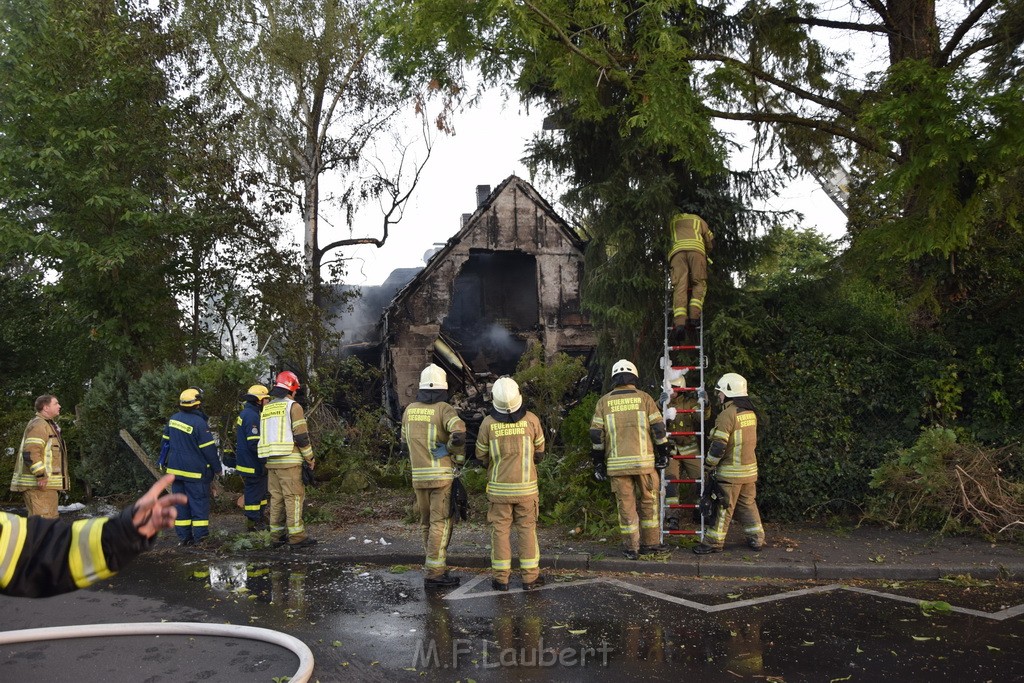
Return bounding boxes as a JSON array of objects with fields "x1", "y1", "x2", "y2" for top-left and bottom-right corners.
[
  {"x1": 715, "y1": 372, "x2": 748, "y2": 398},
  {"x1": 612, "y1": 359, "x2": 638, "y2": 378},
  {"x1": 491, "y1": 376, "x2": 523, "y2": 414},
  {"x1": 419, "y1": 364, "x2": 448, "y2": 390}
]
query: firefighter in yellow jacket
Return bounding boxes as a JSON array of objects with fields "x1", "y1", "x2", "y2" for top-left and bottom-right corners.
[
  {"x1": 476, "y1": 376, "x2": 546, "y2": 591},
  {"x1": 591, "y1": 360, "x2": 671, "y2": 559},
  {"x1": 668, "y1": 212, "x2": 714, "y2": 338},
  {"x1": 401, "y1": 364, "x2": 466, "y2": 589},
  {"x1": 662, "y1": 371, "x2": 709, "y2": 530},
  {"x1": 258, "y1": 371, "x2": 317, "y2": 549},
  {"x1": 694, "y1": 372, "x2": 765, "y2": 554},
  {"x1": 10, "y1": 395, "x2": 69, "y2": 519},
  {"x1": 0, "y1": 474, "x2": 185, "y2": 598}
]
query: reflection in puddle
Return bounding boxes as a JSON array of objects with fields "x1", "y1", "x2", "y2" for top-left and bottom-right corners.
[{"x1": 122, "y1": 556, "x2": 1024, "y2": 681}]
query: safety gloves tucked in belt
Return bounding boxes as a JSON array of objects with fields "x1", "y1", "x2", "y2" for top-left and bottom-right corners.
[{"x1": 592, "y1": 455, "x2": 608, "y2": 482}]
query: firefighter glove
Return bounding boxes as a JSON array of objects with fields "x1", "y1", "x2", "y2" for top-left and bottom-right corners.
[
  {"x1": 592, "y1": 455, "x2": 607, "y2": 482},
  {"x1": 654, "y1": 442, "x2": 671, "y2": 470}
]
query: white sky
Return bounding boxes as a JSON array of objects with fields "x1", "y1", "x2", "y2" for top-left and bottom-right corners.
[{"x1": 314, "y1": 90, "x2": 848, "y2": 288}]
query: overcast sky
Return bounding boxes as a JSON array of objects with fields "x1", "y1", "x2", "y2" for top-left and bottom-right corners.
[{"x1": 311, "y1": 89, "x2": 848, "y2": 288}]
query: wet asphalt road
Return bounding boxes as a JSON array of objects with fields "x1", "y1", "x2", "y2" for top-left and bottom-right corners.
[{"x1": 2, "y1": 554, "x2": 1024, "y2": 682}]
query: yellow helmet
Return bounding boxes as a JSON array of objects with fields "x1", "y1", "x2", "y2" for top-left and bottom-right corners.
[
  {"x1": 246, "y1": 384, "x2": 269, "y2": 401},
  {"x1": 179, "y1": 387, "x2": 203, "y2": 408}
]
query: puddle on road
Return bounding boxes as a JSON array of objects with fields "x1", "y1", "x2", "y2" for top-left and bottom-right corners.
[{"x1": 119, "y1": 555, "x2": 1024, "y2": 682}]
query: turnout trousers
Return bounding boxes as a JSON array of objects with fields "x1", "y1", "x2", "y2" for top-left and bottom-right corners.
[
  {"x1": 242, "y1": 474, "x2": 269, "y2": 523},
  {"x1": 173, "y1": 477, "x2": 211, "y2": 543},
  {"x1": 611, "y1": 472, "x2": 661, "y2": 551},
  {"x1": 704, "y1": 480, "x2": 764, "y2": 549},
  {"x1": 487, "y1": 497, "x2": 540, "y2": 584},
  {"x1": 670, "y1": 250, "x2": 708, "y2": 325},
  {"x1": 23, "y1": 489, "x2": 59, "y2": 519},
  {"x1": 268, "y1": 466, "x2": 307, "y2": 543},
  {"x1": 415, "y1": 484, "x2": 453, "y2": 579}
]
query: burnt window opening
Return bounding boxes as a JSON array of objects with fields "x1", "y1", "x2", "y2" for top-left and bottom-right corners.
[{"x1": 441, "y1": 251, "x2": 538, "y2": 375}]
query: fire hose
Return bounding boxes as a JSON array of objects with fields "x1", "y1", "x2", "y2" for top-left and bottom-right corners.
[{"x1": 0, "y1": 622, "x2": 314, "y2": 682}]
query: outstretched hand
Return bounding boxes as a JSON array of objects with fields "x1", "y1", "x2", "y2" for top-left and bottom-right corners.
[{"x1": 131, "y1": 474, "x2": 187, "y2": 538}]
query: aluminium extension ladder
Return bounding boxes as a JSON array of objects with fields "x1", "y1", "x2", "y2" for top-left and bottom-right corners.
[{"x1": 659, "y1": 272, "x2": 707, "y2": 543}]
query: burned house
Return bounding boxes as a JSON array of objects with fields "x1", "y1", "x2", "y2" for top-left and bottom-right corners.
[{"x1": 382, "y1": 175, "x2": 596, "y2": 415}]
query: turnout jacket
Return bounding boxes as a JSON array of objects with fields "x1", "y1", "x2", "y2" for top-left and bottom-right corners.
[
  {"x1": 402, "y1": 400, "x2": 466, "y2": 489},
  {"x1": 668, "y1": 392, "x2": 710, "y2": 456},
  {"x1": 668, "y1": 213, "x2": 714, "y2": 259},
  {"x1": 476, "y1": 412, "x2": 545, "y2": 503},
  {"x1": 0, "y1": 505, "x2": 153, "y2": 598},
  {"x1": 159, "y1": 409, "x2": 221, "y2": 480},
  {"x1": 590, "y1": 385, "x2": 668, "y2": 476},
  {"x1": 10, "y1": 414, "x2": 69, "y2": 492},
  {"x1": 707, "y1": 401, "x2": 758, "y2": 483},
  {"x1": 258, "y1": 398, "x2": 314, "y2": 469},
  {"x1": 234, "y1": 402, "x2": 265, "y2": 478}
]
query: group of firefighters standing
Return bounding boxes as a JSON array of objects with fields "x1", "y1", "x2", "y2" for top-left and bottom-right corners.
[
  {"x1": 401, "y1": 209, "x2": 763, "y2": 589},
  {"x1": 156, "y1": 370, "x2": 317, "y2": 550},
  {"x1": 7, "y1": 210, "x2": 760, "y2": 592}
]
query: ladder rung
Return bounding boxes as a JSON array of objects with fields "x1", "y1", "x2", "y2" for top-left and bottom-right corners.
[
  {"x1": 664, "y1": 530, "x2": 700, "y2": 535},
  {"x1": 668, "y1": 478, "x2": 699, "y2": 484},
  {"x1": 668, "y1": 345, "x2": 700, "y2": 351},
  {"x1": 672, "y1": 387, "x2": 698, "y2": 393},
  {"x1": 668, "y1": 430, "x2": 699, "y2": 436},
  {"x1": 673, "y1": 409, "x2": 699, "y2": 414},
  {"x1": 668, "y1": 504, "x2": 697, "y2": 509},
  {"x1": 670, "y1": 365, "x2": 699, "y2": 371},
  {"x1": 671, "y1": 454, "x2": 701, "y2": 460}
]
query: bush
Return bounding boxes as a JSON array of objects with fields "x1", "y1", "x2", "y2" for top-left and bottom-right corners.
[
  {"x1": 709, "y1": 274, "x2": 927, "y2": 520},
  {"x1": 536, "y1": 393, "x2": 620, "y2": 537},
  {"x1": 868, "y1": 427, "x2": 1024, "y2": 538},
  {"x1": 78, "y1": 358, "x2": 266, "y2": 496}
]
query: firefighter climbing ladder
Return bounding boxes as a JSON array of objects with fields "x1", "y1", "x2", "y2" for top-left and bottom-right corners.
[{"x1": 659, "y1": 271, "x2": 707, "y2": 543}]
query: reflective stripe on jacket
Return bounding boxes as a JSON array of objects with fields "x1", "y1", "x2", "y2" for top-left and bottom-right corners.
[
  {"x1": 10, "y1": 415, "x2": 69, "y2": 492},
  {"x1": 258, "y1": 398, "x2": 312, "y2": 468},
  {"x1": 707, "y1": 402, "x2": 758, "y2": 482},
  {"x1": 401, "y1": 401, "x2": 466, "y2": 489},
  {"x1": 0, "y1": 505, "x2": 151, "y2": 598},
  {"x1": 591, "y1": 386, "x2": 668, "y2": 476},
  {"x1": 235, "y1": 403, "x2": 264, "y2": 477},
  {"x1": 668, "y1": 213, "x2": 714, "y2": 259},
  {"x1": 476, "y1": 412, "x2": 545, "y2": 503},
  {"x1": 163, "y1": 410, "x2": 220, "y2": 480}
]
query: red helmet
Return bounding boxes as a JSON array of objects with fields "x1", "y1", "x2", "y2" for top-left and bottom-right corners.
[{"x1": 275, "y1": 370, "x2": 301, "y2": 393}]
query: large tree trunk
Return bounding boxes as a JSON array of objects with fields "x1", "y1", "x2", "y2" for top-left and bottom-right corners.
[{"x1": 886, "y1": 0, "x2": 939, "y2": 64}]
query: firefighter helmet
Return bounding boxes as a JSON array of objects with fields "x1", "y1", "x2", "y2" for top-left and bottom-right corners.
[
  {"x1": 419, "y1": 364, "x2": 448, "y2": 390},
  {"x1": 612, "y1": 359, "x2": 638, "y2": 378},
  {"x1": 179, "y1": 387, "x2": 203, "y2": 408},
  {"x1": 246, "y1": 384, "x2": 269, "y2": 401},
  {"x1": 491, "y1": 376, "x2": 523, "y2": 414},
  {"x1": 275, "y1": 371, "x2": 301, "y2": 393},
  {"x1": 669, "y1": 367, "x2": 689, "y2": 387},
  {"x1": 715, "y1": 372, "x2": 748, "y2": 398}
]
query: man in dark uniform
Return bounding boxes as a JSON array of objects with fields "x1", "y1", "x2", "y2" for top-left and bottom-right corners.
[
  {"x1": 158, "y1": 387, "x2": 221, "y2": 546},
  {"x1": 235, "y1": 384, "x2": 270, "y2": 530}
]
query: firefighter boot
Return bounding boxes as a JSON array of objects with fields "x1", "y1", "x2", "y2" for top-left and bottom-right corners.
[
  {"x1": 424, "y1": 572, "x2": 461, "y2": 589},
  {"x1": 522, "y1": 575, "x2": 547, "y2": 591},
  {"x1": 693, "y1": 543, "x2": 722, "y2": 555},
  {"x1": 491, "y1": 579, "x2": 509, "y2": 592},
  {"x1": 640, "y1": 543, "x2": 670, "y2": 554}
]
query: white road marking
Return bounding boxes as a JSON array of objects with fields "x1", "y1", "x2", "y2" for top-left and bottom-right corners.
[{"x1": 443, "y1": 575, "x2": 1024, "y2": 621}]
